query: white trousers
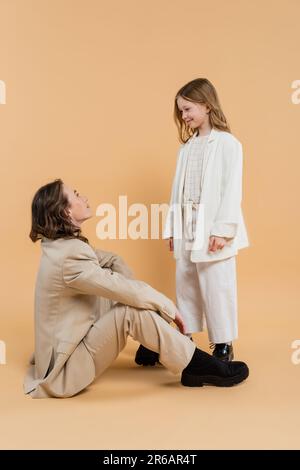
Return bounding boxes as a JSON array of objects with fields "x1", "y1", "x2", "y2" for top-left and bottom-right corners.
[{"x1": 176, "y1": 207, "x2": 238, "y2": 343}]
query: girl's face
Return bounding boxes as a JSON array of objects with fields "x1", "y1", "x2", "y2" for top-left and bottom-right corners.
[
  {"x1": 63, "y1": 184, "x2": 92, "y2": 227},
  {"x1": 176, "y1": 96, "x2": 210, "y2": 130}
]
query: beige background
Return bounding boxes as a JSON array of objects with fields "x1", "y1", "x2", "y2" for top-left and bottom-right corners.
[{"x1": 0, "y1": 0, "x2": 299, "y2": 449}]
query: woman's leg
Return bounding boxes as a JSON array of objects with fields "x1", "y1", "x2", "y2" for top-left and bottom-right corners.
[{"x1": 83, "y1": 303, "x2": 196, "y2": 377}]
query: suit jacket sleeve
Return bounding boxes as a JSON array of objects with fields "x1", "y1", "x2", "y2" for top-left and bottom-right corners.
[
  {"x1": 92, "y1": 247, "x2": 134, "y2": 279},
  {"x1": 210, "y1": 138, "x2": 243, "y2": 239},
  {"x1": 163, "y1": 146, "x2": 183, "y2": 240},
  {"x1": 62, "y1": 242, "x2": 176, "y2": 322}
]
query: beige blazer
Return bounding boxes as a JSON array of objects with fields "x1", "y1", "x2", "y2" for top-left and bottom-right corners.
[{"x1": 24, "y1": 237, "x2": 177, "y2": 398}]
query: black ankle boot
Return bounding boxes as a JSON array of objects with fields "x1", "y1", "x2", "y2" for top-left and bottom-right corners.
[
  {"x1": 181, "y1": 348, "x2": 249, "y2": 387},
  {"x1": 135, "y1": 345, "x2": 159, "y2": 366},
  {"x1": 211, "y1": 343, "x2": 234, "y2": 362}
]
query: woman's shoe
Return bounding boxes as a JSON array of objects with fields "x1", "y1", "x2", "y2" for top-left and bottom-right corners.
[
  {"x1": 181, "y1": 348, "x2": 248, "y2": 387},
  {"x1": 135, "y1": 344, "x2": 160, "y2": 366}
]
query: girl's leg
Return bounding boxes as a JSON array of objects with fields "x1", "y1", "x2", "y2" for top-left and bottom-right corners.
[
  {"x1": 176, "y1": 248, "x2": 205, "y2": 334},
  {"x1": 83, "y1": 303, "x2": 196, "y2": 377},
  {"x1": 196, "y1": 256, "x2": 238, "y2": 344}
]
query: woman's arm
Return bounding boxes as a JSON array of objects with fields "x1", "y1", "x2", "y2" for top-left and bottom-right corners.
[
  {"x1": 92, "y1": 248, "x2": 134, "y2": 279},
  {"x1": 62, "y1": 241, "x2": 176, "y2": 323}
]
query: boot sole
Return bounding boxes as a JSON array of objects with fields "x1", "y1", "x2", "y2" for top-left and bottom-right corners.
[
  {"x1": 181, "y1": 367, "x2": 249, "y2": 387},
  {"x1": 135, "y1": 358, "x2": 160, "y2": 366}
]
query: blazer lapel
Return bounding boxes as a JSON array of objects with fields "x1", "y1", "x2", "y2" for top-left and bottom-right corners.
[
  {"x1": 176, "y1": 135, "x2": 195, "y2": 203},
  {"x1": 200, "y1": 128, "x2": 220, "y2": 191}
]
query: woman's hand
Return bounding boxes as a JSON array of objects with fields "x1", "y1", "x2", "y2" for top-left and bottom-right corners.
[
  {"x1": 173, "y1": 310, "x2": 186, "y2": 334},
  {"x1": 168, "y1": 237, "x2": 174, "y2": 252},
  {"x1": 208, "y1": 235, "x2": 230, "y2": 252}
]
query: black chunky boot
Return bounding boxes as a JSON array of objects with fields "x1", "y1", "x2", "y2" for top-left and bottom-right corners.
[
  {"x1": 181, "y1": 348, "x2": 249, "y2": 387},
  {"x1": 135, "y1": 345, "x2": 160, "y2": 366}
]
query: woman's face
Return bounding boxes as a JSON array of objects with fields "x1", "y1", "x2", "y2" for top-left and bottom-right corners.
[
  {"x1": 176, "y1": 96, "x2": 210, "y2": 129},
  {"x1": 63, "y1": 184, "x2": 92, "y2": 227}
]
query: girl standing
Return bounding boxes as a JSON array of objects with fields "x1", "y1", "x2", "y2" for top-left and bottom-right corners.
[{"x1": 163, "y1": 78, "x2": 249, "y2": 361}]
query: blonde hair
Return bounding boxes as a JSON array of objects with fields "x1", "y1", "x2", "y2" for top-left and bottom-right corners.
[{"x1": 174, "y1": 78, "x2": 231, "y2": 144}]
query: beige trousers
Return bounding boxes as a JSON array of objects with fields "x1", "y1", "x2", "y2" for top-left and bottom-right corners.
[{"x1": 83, "y1": 303, "x2": 196, "y2": 377}]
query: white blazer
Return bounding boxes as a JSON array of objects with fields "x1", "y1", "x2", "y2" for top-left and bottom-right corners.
[{"x1": 163, "y1": 128, "x2": 249, "y2": 262}]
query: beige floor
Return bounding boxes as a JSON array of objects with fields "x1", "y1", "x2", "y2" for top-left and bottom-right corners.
[{"x1": 0, "y1": 277, "x2": 299, "y2": 450}]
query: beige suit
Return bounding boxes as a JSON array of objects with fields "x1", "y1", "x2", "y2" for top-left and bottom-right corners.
[{"x1": 24, "y1": 237, "x2": 195, "y2": 398}]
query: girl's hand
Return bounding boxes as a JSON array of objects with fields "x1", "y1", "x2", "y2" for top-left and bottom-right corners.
[
  {"x1": 168, "y1": 237, "x2": 174, "y2": 252},
  {"x1": 174, "y1": 310, "x2": 186, "y2": 334},
  {"x1": 208, "y1": 235, "x2": 229, "y2": 252}
]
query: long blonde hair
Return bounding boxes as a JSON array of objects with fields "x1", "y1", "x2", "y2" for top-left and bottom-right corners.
[{"x1": 174, "y1": 78, "x2": 230, "y2": 144}]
